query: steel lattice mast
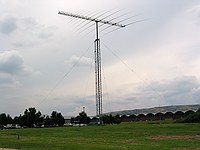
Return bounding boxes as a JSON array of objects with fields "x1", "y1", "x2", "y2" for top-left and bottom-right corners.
[{"x1": 58, "y1": 11, "x2": 126, "y2": 124}]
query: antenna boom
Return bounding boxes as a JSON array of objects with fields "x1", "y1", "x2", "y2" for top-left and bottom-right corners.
[{"x1": 58, "y1": 11, "x2": 126, "y2": 28}]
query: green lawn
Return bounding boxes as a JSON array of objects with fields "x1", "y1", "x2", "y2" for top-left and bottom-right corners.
[{"x1": 0, "y1": 122, "x2": 200, "y2": 150}]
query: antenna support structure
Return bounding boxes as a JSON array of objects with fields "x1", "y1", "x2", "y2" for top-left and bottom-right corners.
[{"x1": 58, "y1": 11, "x2": 126, "y2": 125}]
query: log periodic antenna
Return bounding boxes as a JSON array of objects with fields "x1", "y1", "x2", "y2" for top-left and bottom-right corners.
[{"x1": 58, "y1": 10, "x2": 126, "y2": 125}]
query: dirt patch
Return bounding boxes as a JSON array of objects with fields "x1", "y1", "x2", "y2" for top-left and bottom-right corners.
[
  {"x1": 196, "y1": 135, "x2": 200, "y2": 139},
  {"x1": 121, "y1": 139, "x2": 137, "y2": 144},
  {"x1": 0, "y1": 148, "x2": 16, "y2": 150},
  {"x1": 116, "y1": 139, "x2": 138, "y2": 145},
  {"x1": 148, "y1": 135, "x2": 196, "y2": 140}
]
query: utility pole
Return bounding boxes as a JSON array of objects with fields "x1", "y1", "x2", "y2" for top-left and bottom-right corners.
[{"x1": 58, "y1": 11, "x2": 126, "y2": 125}]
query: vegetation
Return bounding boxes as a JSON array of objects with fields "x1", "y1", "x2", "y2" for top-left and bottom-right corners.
[
  {"x1": 18, "y1": 107, "x2": 44, "y2": 128},
  {"x1": 102, "y1": 114, "x2": 122, "y2": 124},
  {"x1": 46, "y1": 111, "x2": 65, "y2": 127},
  {"x1": 179, "y1": 108, "x2": 200, "y2": 123},
  {"x1": 0, "y1": 113, "x2": 12, "y2": 126},
  {"x1": 71, "y1": 111, "x2": 91, "y2": 124},
  {"x1": 0, "y1": 122, "x2": 200, "y2": 150},
  {"x1": 0, "y1": 107, "x2": 65, "y2": 128},
  {"x1": 71, "y1": 112, "x2": 122, "y2": 125}
]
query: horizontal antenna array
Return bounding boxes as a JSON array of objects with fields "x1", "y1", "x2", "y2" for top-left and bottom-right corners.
[{"x1": 58, "y1": 11, "x2": 126, "y2": 28}]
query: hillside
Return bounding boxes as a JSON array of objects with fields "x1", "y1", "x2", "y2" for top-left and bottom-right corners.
[{"x1": 105, "y1": 104, "x2": 200, "y2": 116}]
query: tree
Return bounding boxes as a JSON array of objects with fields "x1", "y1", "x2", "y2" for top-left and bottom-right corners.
[
  {"x1": 102, "y1": 114, "x2": 122, "y2": 124},
  {"x1": 21, "y1": 107, "x2": 44, "y2": 127},
  {"x1": 79, "y1": 111, "x2": 91, "y2": 124},
  {"x1": 6, "y1": 114, "x2": 13, "y2": 124},
  {"x1": 73, "y1": 111, "x2": 91, "y2": 124},
  {"x1": 0, "y1": 113, "x2": 7, "y2": 125},
  {"x1": 13, "y1": 115, "x2": 22, "y2": 125},
  {"x1": 44, "y1": 115, "x2": 52, "y2": 127},
  {"x1": 179, "y1": 108, "x2": 200, "y2": 123},
  {"x1": 0, "y1": 113, "x2": 13, "y2": 125},
  {"x1": 50, "y1": 111, "x2": 65, "y2": 126}
]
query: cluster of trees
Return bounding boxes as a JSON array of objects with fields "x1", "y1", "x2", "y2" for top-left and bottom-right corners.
[
  {"x1": 71, "y1": 112, "x2": 122, "y2": 125},
  {"x1": 44, "y1": 111, "x2": 65, "y2": 127},
  {"x1": 3, "y1": 107, "x2": 199, "y2": 128},
  {"x1": 179, "y1": 108, "x2": 200, "y2": 123},
  {"x1": 102, "y1": 114, "x2": 122, "y2": 124},
  {"x1": 0, "y1": 113, "x2": 13, "y2": 126},
  {"x1": 71, "y1": 109, "x2": 200, "y2": 125},
  {"x1": 0, "y1": 107, "x2": 65, "y2": 128},
  {"x1": 71, "y1": 111, "x2": 91, "y2": 124}
]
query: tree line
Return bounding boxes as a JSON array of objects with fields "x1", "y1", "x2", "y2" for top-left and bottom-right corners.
[
  {"x1": 0, "y1": 108, "x2": 122, "y2": 129},
  {"x1": 71, "y1": 111, "x2": 122, "y2": 125},
  {"x1": 2, "y1": 107, "x2": 198, "y2": 128},
  {"x1": 0, "y1": 107, "x2": 65, "y2": 128},
  {"x1": 178, "y1": 108, "x2": 200, "y2": 123}
]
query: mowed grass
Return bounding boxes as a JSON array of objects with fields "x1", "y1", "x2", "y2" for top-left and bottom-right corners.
[{"x1": 0, "y1": 122, "x2": 200, "y2": 150}]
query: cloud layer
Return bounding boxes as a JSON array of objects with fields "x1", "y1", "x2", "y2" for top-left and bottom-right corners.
[{"x1": 0, "y1": 0, "x2": 200, "y2": 116}]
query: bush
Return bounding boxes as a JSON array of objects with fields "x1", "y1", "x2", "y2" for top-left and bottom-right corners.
[
  {"x1": 102, "y1": 114, "x2": 122, "y2": 124},
  {"x1": 178, "y1": 108, "x2": 200, "y2": 123}
]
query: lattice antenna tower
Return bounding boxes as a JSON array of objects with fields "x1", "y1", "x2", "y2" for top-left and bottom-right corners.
[{"x1": 58, "y1": 11, "x2": 126, "y2": 124}]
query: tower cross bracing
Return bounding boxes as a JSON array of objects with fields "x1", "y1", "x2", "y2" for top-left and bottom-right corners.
[{"x1": 58, "y1": 10, "x2": 126, "y2": 124}]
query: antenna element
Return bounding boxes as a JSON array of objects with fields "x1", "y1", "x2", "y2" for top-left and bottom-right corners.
[{"x1": 58, "y1": 10, "x2": 126, "y2": 125}]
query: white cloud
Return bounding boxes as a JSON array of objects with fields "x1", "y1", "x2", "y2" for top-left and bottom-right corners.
[
  {"x1": 65, "y1": 55, "x2": 92, "y2": 66},
  {"x1": 189, "y1": 4, "x2": 200, "y2": 25}
]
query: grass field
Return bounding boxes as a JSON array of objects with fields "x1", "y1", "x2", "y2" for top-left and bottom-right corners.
[{"x1": 0, "y1": 122, "x2": 200, "y2": 150}]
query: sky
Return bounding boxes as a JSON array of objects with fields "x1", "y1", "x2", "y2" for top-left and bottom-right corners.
[{"x1": 0, "y1": 0, "x2": 200, "y2": 117}]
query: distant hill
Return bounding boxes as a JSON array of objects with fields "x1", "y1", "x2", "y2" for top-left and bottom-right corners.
[{"x1": 105, "y1": 104, "x2": 200, "y2": 116}]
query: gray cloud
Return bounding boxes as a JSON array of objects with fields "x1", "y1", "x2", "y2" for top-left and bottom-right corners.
[
  {"x1": 0, "y1": 74, "x2": 19, "y2": 88},
  {"x1": 123, "y1": 76, "x2": 200, "y2": 106},
  {"x1": 0, "y1": 50, "x2": 27, "y2": 74},
  {"x1": 21, "y1": 18, "x2": 55, "y2": 39},
  {"x1": 98, "y1": 76, "x2": 200, "y2": 113},
  {"x1": 0, "y1": 16, "x2": 17, "y2": 34},
  {"x1": 12, "y1": 17, "x2": 56, "y2": 47}
]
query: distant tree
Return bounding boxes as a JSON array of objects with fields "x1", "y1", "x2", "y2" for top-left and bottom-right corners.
[
  {"x1": 73, "y1": 111, "x2": 91, "y2": 124},
  {"x1": 114, "y1": 114, "x2": 122, "y2": 124},
  {"x1": 0, "y1": 113, "x2": 7, "y2": 125},
  {"x1": 13, "y1": 115, "x2": 22, "y2": 125},
  {"x1": 44, "y1": 115, "x2": 52, "y2": 127},
  {"x1": 57, "y1": 112, "x2": 65, "y2": 126},
  {"x1": 70, "y1": 117, "x2": 75, "y2": 124},
  {"x1": 6, "y1": 114, "x2": 13, "y2": 124},
  {"x1": 0, "y1": 113, "x2": 13, "y2": 125},
  {"x1": 21, "y1": 107, "x2": 44, "y2": 127},
  {"x1": 102, "y1": 115, "x2": 111, "y2": 124},
  {"x1": 79, "y1": 111, "x2": 91, "y2": 124},
  {"x1": 102, "y1": 114, "x2": 122, "y2": 124},
  {"x1": 50, "y1": 111, "x2": 65, "y2": 126},
  {"x1": 179, "y1": 108, "x2": 200, "y2": 123}
]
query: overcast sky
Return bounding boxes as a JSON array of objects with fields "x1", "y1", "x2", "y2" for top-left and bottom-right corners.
[{"x1": 0, "y1": 0, "x2": 200, "y2": 117}]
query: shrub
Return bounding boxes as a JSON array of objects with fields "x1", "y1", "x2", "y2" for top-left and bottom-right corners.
[{"x1": 178, "y1": 108, "x2": 200, "y2": 123}]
